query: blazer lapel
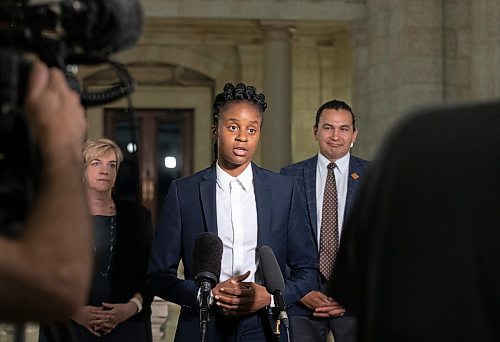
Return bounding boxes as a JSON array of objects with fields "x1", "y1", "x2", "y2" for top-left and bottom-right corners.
[
  {"x1": 199, "y1": 166, "x2": 218, "y2": 234},
  {"x1": 345, "y1": 156, "x2": 364, "y2": 220},
  {"x1": 253, "y1": 164, "x2": 272, "y2": 247},
  {"x1": 304, "y1": 157, "x2": 318, "y2": 240}
]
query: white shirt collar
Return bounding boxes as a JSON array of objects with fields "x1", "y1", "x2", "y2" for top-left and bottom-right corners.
[
  {"x1": 317, "y1": 152, "x2": 350, "y2": 174},
  {"x1": 216, "y1": 162, "x2": 253, "y2": 192}
]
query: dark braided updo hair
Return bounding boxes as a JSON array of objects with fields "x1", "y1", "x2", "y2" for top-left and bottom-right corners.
[
  {"x1": 212, "y1": 83, "x2": 267, "y2": 126},
  {"x1": 211, "y1": 83, "x2": 267, "y2": 162}
]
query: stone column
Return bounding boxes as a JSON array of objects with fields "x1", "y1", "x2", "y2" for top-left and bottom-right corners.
[
  {"x1": 470, "y1": 0, "x2": 500, "y2": 99},
  {"x1": 350, "y1": 0, "x2": 444, "y2": 158},
  {"x1": 261, "y1": 21, "x2": 294, "y2": 171}
]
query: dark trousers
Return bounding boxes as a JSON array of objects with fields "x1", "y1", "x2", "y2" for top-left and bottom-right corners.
[
  {"x1": 290, "y1": 313, "x2": 356, "y2": 342},
  {"x1": 174, "y1": 308, "x2": 288, "y2": 342}
]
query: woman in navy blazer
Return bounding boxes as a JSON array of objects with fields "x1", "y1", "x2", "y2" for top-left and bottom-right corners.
[{"x1": 148, "y1": 83, "x2": 320, "y2": 342}]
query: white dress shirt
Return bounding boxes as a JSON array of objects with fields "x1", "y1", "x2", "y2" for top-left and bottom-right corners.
[
  {"x1": 216, "y1": 163, "x2": 258, "y2": 282},
  {"x1": 316, "y1": 152, "x2": 350, "y2": 248}
]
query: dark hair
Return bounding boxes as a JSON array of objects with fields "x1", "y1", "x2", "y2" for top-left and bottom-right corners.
[
  {"x1": 314, "y1": 100, "x2": 356, "y2": 131},
  {"x1": 212, "y1": 83, "x2": 267, "y2": 125}
]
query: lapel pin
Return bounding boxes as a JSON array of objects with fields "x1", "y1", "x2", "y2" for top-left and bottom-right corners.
[{"x1": 351, "y1": 172, "x2": 360, "y2": 180}]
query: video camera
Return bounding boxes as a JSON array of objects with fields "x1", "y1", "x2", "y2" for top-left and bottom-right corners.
[{"x1": 0, "y1": 0, "x2": 143, "y2": 235}]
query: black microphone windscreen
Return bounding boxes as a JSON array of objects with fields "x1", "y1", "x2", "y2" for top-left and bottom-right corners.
[
  {"x1": 258, "y1": 245, "x2": 285, "y2": 293},
  {"x1": 193, "y1": 232, "x2": 223, "y2": 286}
]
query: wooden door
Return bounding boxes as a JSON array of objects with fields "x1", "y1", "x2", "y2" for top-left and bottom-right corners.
[{"x1": 104, "y1": 108, "x2": 193, "y2": 224}]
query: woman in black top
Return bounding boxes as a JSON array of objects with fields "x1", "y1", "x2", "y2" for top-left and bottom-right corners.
[{"x1": 41, "y1": 138, "x2": 153, "y2": 341}]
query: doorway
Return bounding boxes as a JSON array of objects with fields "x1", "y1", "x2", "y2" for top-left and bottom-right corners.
[{"x1": 104, "y1": 108, "x2": 194, "y2": 223}]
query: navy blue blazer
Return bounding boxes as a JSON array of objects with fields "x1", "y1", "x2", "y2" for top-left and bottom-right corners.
[
  {"x1": 147, "y1": 163, "x2": 320, "y2": 340},
  {"x1": 279, "y1": 155, "x2": 369, "y2": 251}
]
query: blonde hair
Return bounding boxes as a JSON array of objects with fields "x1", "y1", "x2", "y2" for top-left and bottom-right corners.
[{"x1": 82, "y1": 138, "x2": 124, "y2": 169}]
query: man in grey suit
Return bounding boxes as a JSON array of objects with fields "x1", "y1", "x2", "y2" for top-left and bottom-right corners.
[{"x1": 280, "y1": 100, "x2": 369, "y2": 342}]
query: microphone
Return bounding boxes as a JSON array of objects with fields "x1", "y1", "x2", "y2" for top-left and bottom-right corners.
[
  {"x1": 193, "y1": 232, "x2": 223, "y2": 339},
  {"x1": 258, "y1": 245, "x2": 289, "y2": 330},
  {"x1": 61, "y1": 0, "x2": 143, "y2": 59}
]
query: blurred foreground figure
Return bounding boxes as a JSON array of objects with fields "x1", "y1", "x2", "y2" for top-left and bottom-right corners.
[
  {"x1": 330, "y1": 102, "x2": 500, "y2": 342},
  {"x1": 0, "y1": 61, "x2": 92, "y2": 321}
]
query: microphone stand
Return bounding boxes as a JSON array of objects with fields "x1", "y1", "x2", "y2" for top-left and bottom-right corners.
[
  {"x1": 272, "y1": 318, "x2": 291, "y2": 342},
  {"x1": 271, "y1": 293, "x2": 291, "y2": 342},
  {"x1": 198, "y1": 281, "x2": 213, "y2": 342},
  {"x1": 272, "y1": 314, "x2": 281, "y2": 342}
]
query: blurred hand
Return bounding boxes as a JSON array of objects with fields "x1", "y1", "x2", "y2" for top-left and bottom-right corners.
[{"x1": 25, "y1": 61, "x2": 86, "y2": 161}]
